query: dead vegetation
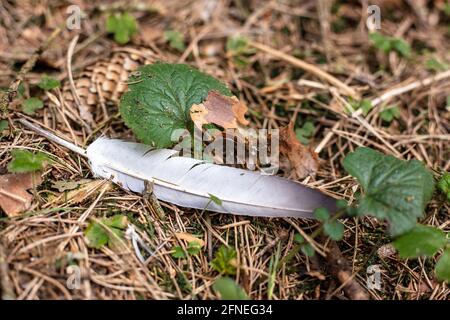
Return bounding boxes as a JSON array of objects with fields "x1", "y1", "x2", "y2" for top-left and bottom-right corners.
[{"x1": 0, "y1": 0, "x2": 449, "y2": 300}]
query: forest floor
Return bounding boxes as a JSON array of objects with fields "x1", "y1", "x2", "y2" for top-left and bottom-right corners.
[{"x1": 0, "y1": 0, "x2": 449, "y2": 300}]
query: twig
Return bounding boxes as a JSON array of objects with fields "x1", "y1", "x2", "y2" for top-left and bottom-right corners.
[
  {"x1": 0, "y1": 243, "x2": 15, "y2": 300},
  {"x1": 352, "y1": 69, "x2": 450, "y2": 118},
  {"x1": 249, "y1": 41, "x2": 359, "y2": 98},
  {"x1": 323, "y1": 238, "x2": 369, "y2": 300},
  {"x1": 0, "y1": 28, "x2": 61, "y2": 117}
]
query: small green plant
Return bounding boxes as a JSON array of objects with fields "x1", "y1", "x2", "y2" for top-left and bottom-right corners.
[
  {"x1": 424, "y1": 57, "x2": 449, "y2": 72},
  {"x1": 38, "y1": 75, "x2": 60, "y2": 90},
  {"x1": 314, "y1": 207, "x2": 345, "y2": 241},
  {"x1": 7, "y1": 149, "x2": 49, "y2": 173},
  {"x1": 213, "y1": 277, "x2": 248, "y2": 300},
  {"x1": 379, "y1": 104, "x2": 401, "y2": 123},
  {"x1": 210, "y1": 245, "x2": 237, "y2": 275},
  {"x1": 347, "y1": 98, "x2": 373, "y2": 116},
  {"x1": 226, "y1": 36, "x2": 255, "y2": 67},
  {"x1": 84, "y1": 215, "x2": 128, "y2": 249},
  {"x1": 369, "y1": 32, "x2": 411, "y2": 57},
  {"x1": 172, "y1": 241, "x2": 202, "y2": 259},
  {"x1": 163, "y1": 30, "x2": 185, "y2": 52},
  {"x1": 106, "y1": 12, "x2": 138, "y2": 44},
  {"x1": 0, "y1": 119, "x2": 8, "y2": 134},
  {"x1": 22, "y1": 97, "x2": 44, "y2": 115},
  {"x1": 295, "y1": 121, "x2": 315, "y2": 145}
]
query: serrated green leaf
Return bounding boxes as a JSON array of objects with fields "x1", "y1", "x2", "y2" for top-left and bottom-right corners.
[
  {"x1": 38, "y1": 75, "x2": 60, "y2": 90},
  {"x1": 164, "y1": 30, "x2": 185, "y2": 52},
  {"x1": 393, "y1": 224, "x2": 447, "y2": 258},
  {"x1": 119, "y1": 63, "x2": 231, "y2": 148},
  {"x1": 324, "y1": 220, "x2": 345, "y2": 241},
  {"x1": 22, "y1": 97, "x2": 44, "y2": 115},
  {"x1": 437, "y1": 172, "x2": 450, "y2": 202},
  {"x1": 314, "y1": 207, "x2": 330, "y2": 221},
  {"x1": 435, "y1": 248, "x2": 450, "y2": 282},
  {"x1": 213, "y1": 277, "x2": 248, "y2": 300},
  {"x1": 343, "y1": 147, "x2": 435, "y2": 236},
  {"x1": 106, "y1": 12, "x2": 138, "y2": 45},
  {"x1": 369, "y1": 32, "x2": 411, "y2": 57},
  {"x1": 7, "y1": 149, "x2": 49, "y2": 173},
  {"x1": 84, "y1": 215, "x2": 128, "y2": 249},
  {"x1": 210, "y1": 245, "x2": 237, "y2": 275}
]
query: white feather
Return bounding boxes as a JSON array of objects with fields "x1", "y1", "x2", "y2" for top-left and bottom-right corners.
[{"x1": 86, "y1": 137, "x2": 337, "y2": 218}]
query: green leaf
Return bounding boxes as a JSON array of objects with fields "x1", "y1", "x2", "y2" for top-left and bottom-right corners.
[
  {"x1": 38, "y1": 75, "x2": 60, "y2": 90},
  {"x1": 226, "y1": 36, "x2": 250, "y2": 55},
  {"x1": 393, "y1": 224, "x2": 447, "y2": 258},
  {"x1": 84, "y1": 223, "x2": 109, "y2": 249},
  {"x1": 84, "y1": 215, "x2": 128, "y2": 249},
  {"x1": 209, "y1": 193, "x2": 223, "y2": 205},
  {"x1": 324, "y1": 220, "x2": 345, "y2": 241},
  {"x1": 213, "y1": 277, "x2": 248, "y2": 300},
  {"x1": 106, "y1": 12, "x2": 138, "y2": 45},
  {"x1": 295, "y1": 121, "x2": 315, "y2": 145},
  {"x1": 343, "y1": 147, "x2": 435, "y2": 236},
  {"x1": 369, "y1": 32, "x2": 411, "y2": 57},
  {"x1": 360, "y1": 99, "x2": 373, "y2": 116},
  {"x1": 314, "y1": 207, "x2": 330, "y2": 221},
  {"x1": 437, "y1": 172, "x2": 450, "y2": 202},
  {"x1": 164, "y1": 30, "x2": 185, "y2": 52},
  {"x1": 22, "y1": 97, "x2": 44, "y2": 115},
  {"x1": 425, "y1": 58, "x2": 449, "y2": 72},
  {"x1": 294, "y1": 234, "x2": 315, "y2": 257},
  {"x1": 369, "y1": 32, "x2": 392, "y2": 53},
  {"x1": 0, "y1": 119, "x2": 8, "y2": 133},
  {"x1": 435, "y1": 248, "x2": 450, "y2": 282},
  {"x1": 7, "y1": 149, "x2": 49, "y2": 173},
  {"x1": 119, "y1": 63, "x2": 231, "y2": 148},
  {"x1": 210, "y1": 245, "x2": 237, "y2": 275},
  {"x1": 391, "y1": 38, "x2": 411, "y2": 57},
  {"x1": 380, "y1": 105, "x2": 400, "y2": 123},
  {"x1": 187, "y1": 241, "x2": 202, "y2": 255},
  {"x1": 172, "y1": 246, "x2": 186, "y2": 259}
]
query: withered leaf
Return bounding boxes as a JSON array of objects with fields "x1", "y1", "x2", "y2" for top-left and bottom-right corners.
[
  {"x1": 0, "y1": 173, "x2": 42, "y2": 217},
  {"x1": 190, "y1": 91, "x2": 249, "y2": 129},
  {"x1": 174, "y1": 232, "x2": 205, "y2": 247},
  {"x1": 279, "y1": 122, "x2": 319, "y2": 179}
]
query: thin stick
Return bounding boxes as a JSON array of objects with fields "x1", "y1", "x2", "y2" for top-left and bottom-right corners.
[
  {"x1": 18, "y1": 119, "x2": 87, "y2": 156},
  {"x1": 250, "y1": 41, "x2": 359, "y2": 98}
]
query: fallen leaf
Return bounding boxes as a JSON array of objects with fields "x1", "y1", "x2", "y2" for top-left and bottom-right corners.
[
  {"x1": 377, "y1": 243, "x2": 397, "y2": 259},
  {"x1": 52, "y1": 179, "x2": 92, "y2": 192},
  {"x1": 48, "y1": 180, "x2": 112, "y2": 206},
  {"x1": 190, "y1": 91, "x2": 249, "y2": 129},
  {"x1": 279, "y1": 121, "x2": 319, "y2": 179},
  {"x1": 0, "y1": 173, "x2": 42, "y2": 217},
  {"x1": 174, "y1": 232, "x2": 205, "y2": 247}
]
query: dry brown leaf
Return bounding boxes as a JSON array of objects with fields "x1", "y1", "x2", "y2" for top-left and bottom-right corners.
[
  {"x1": 174, "y1": 232, "x2": 205, "y2": 247},
  {"x1": 190, "y1": 91, "x2": 249, "y2": 129},
  {"x1": 279, "y1": 121, "x2": 319, "y2": 179},
  {"x1": 48, "y1": 179, "x2": 112, "y2": 206},
  {"x1": 0, "y1": 173, "x2": 42, "y2": 217}
]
